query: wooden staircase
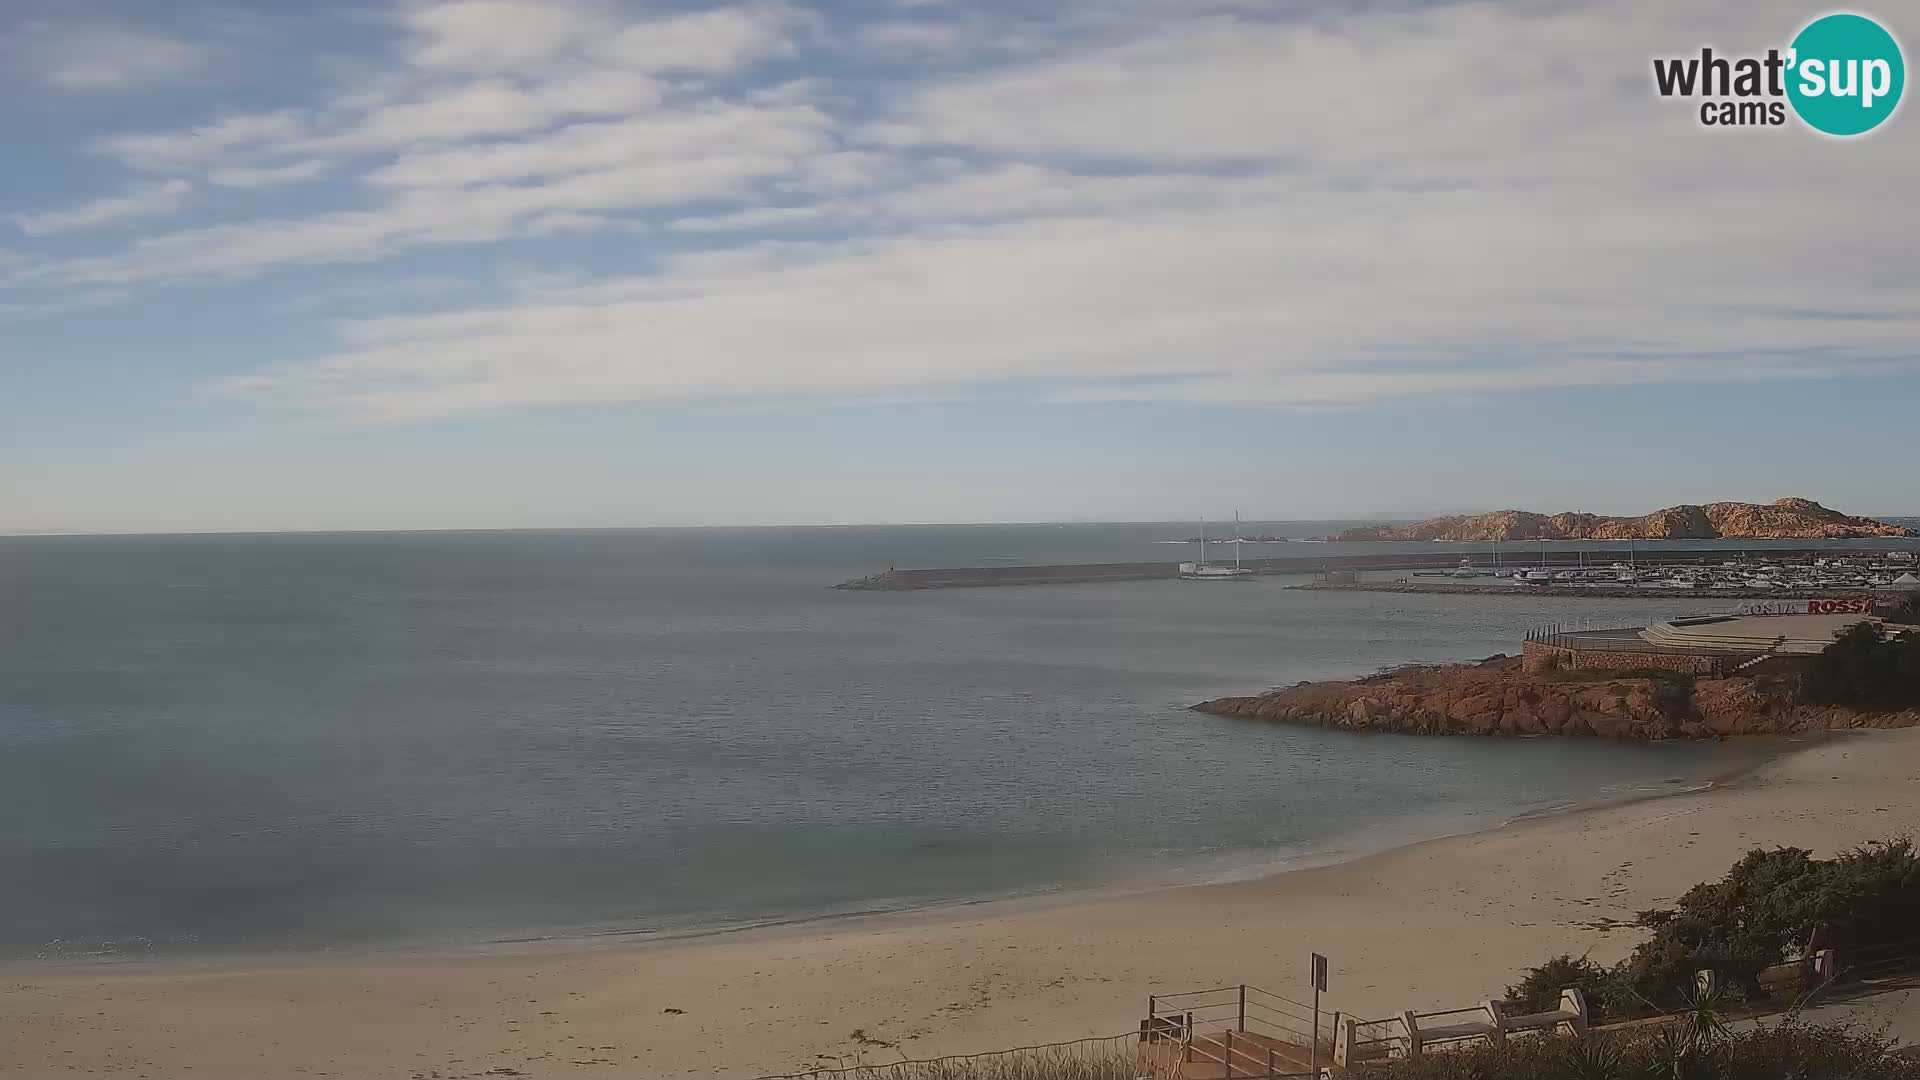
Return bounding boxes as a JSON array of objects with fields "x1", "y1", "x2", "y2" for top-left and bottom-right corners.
[{"x1": 1137, "y1": 985, "x2": 1326, "y2": 1079}]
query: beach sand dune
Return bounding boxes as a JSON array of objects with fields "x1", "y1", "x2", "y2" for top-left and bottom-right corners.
[{"x1": 6, "y1": 730, "x2": 1918, "y2": 1079}]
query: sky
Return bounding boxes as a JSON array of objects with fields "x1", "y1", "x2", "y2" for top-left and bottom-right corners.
[{"x1": 2, "y1": 0, "x2": 1916, "y2": 533}]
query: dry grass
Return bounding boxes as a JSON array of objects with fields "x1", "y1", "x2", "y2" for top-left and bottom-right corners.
[{"x1": 753, "y1": 1036, "x2": 1141, "y2": 1080}]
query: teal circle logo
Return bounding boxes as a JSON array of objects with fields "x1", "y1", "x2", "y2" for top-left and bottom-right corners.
[{"x1": 1786, "y1": 13, "x2": 1905, "y2": 136}]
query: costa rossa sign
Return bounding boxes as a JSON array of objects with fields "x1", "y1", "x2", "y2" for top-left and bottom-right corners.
[{"x1": 1735, "y1": 598, "x2": 1875, "y2": 616}]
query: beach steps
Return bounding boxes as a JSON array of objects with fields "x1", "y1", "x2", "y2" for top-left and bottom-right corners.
[
  {"x1": 1137, "y1": 1029, "x2": 1314, "y2": 1078},
  {"x1": 1139, "y1": 985, "x2": 1326, "y2": 1078}
]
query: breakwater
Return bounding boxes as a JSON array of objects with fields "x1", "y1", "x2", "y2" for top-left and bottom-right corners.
[{"x1": 832, "y1": 546, "x2": 1867, "y2": 590}]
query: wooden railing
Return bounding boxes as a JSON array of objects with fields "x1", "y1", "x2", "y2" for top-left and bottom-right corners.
[{"x1": 1141, "y1": 984, "x2": 1328, "y2": 1078}]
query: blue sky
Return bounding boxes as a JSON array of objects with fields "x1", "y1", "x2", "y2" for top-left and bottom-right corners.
[{"x1": 2, "y1": 0, "x2": 1916, "y2": 533}]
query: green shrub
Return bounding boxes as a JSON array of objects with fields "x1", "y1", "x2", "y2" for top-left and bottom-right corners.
[
  {"x1": 1362, "y1": 1020, "x2": 1920, "y2": 1079},
  {"x1": 1885, "y1": 594, "x2": 1920, "y2": 627},
  {"x1": 1801, "y1": 622, "x2": 1920, "y2": 707},
  {"x1": 1500, "y1": 837, "x2": 1920, "y2": 1032},
  {"x1": 1506, "y1": 954, "x2": 1642, "y2": 1025},
  {"x1": 1620, "y1": 838, "x2": 1920, "y2": 1009}
]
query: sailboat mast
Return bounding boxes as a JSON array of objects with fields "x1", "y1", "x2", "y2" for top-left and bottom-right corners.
[
  {"x1": 1199, "y1": 517, "x2": 1206, "y2": 568},
  {"x1": 1234, "y1": 511, "x2": 1242, "y2": 570}
]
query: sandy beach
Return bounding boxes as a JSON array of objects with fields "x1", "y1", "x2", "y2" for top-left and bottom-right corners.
[{"x1": 6, "y1": 728, "x2": 1918, "y2": 1079}]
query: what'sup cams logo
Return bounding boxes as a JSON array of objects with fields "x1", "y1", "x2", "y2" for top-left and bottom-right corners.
[{"x1": 1653, "y1": 12, "x2": 1905, "y2": 135}]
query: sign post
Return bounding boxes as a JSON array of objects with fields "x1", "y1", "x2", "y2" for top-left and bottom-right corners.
[{"x1": 1310, "y1": 953, "x2": 1329, "y2": 1074}]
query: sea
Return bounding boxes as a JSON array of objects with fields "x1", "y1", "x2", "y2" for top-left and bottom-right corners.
[{"x1": 3, "y1": 522, "x2": 1908, "y2": 964}]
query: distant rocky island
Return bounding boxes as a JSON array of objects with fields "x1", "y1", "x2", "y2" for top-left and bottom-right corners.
[{"x1": 1326, "y1": 498, "x2": 1912, "y2": 542}]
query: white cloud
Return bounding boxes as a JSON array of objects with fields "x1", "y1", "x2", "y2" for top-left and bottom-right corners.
[
  {"x1": 343, "y1": 79, "x2": 604, "y2": 146},
  {"x1": 220, "y1": 174, "x2": 1920, "y2": 423},
  {"x1": 364, "y1": 104, "x2": 829, "y2": 188},
  {"x1": 12, "y1": 0, "x2": 1920, "y2": 427},
  {"x1": 279, "y1": 275, "x2": 474, "y2": 312},
  {"x1": 781, "y1": 150, "x2": 905, "y2": 194},
  {"x1": 52, "y1": 152, "x2": 798, "y2": 285},
  {"x1": 98, "y1": 112, "x2": 307, "y2": 171},
  {"x1": 400, "y1": 0, "x2": 798, "y2": 75},
  {"x1": 669, "y1": 205, "x2": 835, "y2": 232},
  {"x1": 591, "y1": 6, "x2": 800, "y2": 74},
  {"x1": 208, "y1": 160, "x2": 330, "y2": 189},
  {"x1": 402, "y1": 0, "x2": 604, "y2": 72},
  {"x1": 89, "y1": 2, "x2": 799, "y2": 175},
  {"x1": 0, "y1": 287, "x2": 129, "y2": 324},
  {"x1": 857, "y1": 22, "x2": 965, "y2": 52},
  {"x1": 523, "y1": 210, "x2": 643, "y2": 237},
  {"x1": 8, "y1": 22, "x2": 202, "y2": 92},
  {"x1": 11, "y1": 181, "x2": 194, "y2": 237}
]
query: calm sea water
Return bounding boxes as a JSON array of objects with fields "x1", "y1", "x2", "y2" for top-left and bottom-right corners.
[{"x1": 0, "y1": 524, "x2": 1872, "y2": 963}]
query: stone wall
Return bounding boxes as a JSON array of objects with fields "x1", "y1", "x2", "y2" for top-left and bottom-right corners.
[{"x1": 1522, "y1": 640, "x2": 1722, "y2": 676}]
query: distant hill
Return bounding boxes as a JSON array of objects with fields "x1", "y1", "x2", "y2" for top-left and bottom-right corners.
[{"x1": 1328, "y1": 498, "x2": 1916, "y2": 542}]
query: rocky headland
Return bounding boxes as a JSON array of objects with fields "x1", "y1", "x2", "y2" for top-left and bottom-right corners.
[
  {"x1": 1192, "y1": 656, "x2": 1920, "y2": 739},
  {"x1": 1328, "y1": 498, "x2": 1912, "y2": 542}
]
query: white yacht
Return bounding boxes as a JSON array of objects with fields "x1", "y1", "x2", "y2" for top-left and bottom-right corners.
[{"x1": 1180, "y1": 513, "x2": 1258, "y2": 580}]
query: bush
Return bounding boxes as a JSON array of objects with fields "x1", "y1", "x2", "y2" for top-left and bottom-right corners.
[
  {"x1": 1800, "y1": 622, "x2": 1920, "y2": 708},
  {"x1": 1505, "y1": 955, "x2": 1640, "y2": 1026},
  {"x1": 1362, "y1": 1020, "x2": 1920, "y2": 1079},
  {"x1": 1503, "y1": 838, "x2": 1920, "y2": 1023},
  {"x1": 1622, "y1": 838, "x2": 1920, "y2": 1009},
  {"x1": 1885, "y1": 594, "x2": 1920, "y2": 626}
]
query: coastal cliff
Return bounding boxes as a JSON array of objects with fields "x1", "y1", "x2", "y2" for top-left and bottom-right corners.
[
  {"x1": 1192, "y1": 657, "x2": 1920, "y2": 739},
  {"x1": 1329, "y1": 498, "x2": 1912, "y2": 542}
]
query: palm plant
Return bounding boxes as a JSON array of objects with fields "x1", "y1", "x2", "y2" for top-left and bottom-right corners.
[{"x1": 1564, "y1": 1038, "x2": 1627, "y2": 1080}]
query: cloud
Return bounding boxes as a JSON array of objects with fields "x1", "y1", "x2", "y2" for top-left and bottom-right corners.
[
  {"x1": 51, "y1": 151, "x2": 798, "y2": 285},
  {"x1": 219, "y1": 179, "x2": 1920, "y2": 423},
  {"x1": 857, "y1": 21, "x2": 966, "y2": 52},
  {"x1": 12, "y1": 0, "x2": 1920, "y2": 427},
  {"x1": 0, "y1": 289, "x2": 131, "y2": 325},
  {"x1": 669, "y1": 205, "x2": 835, "y2": 232},
  {"x1": 279, "y1": 275, "x2": 474, "y2": 312},
  {"x1": 401, "y1": 0, "x2": 605, "y2": 73},
  {"x1": 522, "y1": 210, "x2": 644, "y2": 237},
  {"x1": 208, "y1": 160, "x2": 330, "y2": 189},
  {"x1": 363, "y1": 104, "x2": 830, "y2": 188},
  {"x1": 98, "y1": 113, "x2": 308, "y2": 171},
  {"x1": 89, "y1": 1, "x2": 803, "y2": 177},
  {"x1": 400, "y1": 0, "x2": 799, "y2": 75},
  {"x1": 8, "y1": 21, "x2": 203, "y2": 92},
  {"x1": 591, "y1": 6, "x2": 802, "y2": 73},
  {"x1": 11, "y1": 181, "x2": 194, "y2": 237}
]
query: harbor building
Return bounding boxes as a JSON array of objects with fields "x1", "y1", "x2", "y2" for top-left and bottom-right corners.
[{"x1": 1521, "y1": 600, "x2": 1909, "y2": 676}]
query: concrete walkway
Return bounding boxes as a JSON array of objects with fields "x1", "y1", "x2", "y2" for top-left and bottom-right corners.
[{"x1": 1734, "y1": 983, "x2": 1920, "y2": 1046}]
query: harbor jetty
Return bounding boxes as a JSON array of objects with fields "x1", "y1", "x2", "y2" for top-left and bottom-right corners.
[
  {"x1": 835, "y1": 552, "x2": 1486, "y2": 590},
  {"x1": 832, "y1": 546, "x2": 1909, "y2": 591}
]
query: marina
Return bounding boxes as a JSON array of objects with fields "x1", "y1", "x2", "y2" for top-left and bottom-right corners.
[
  {"x1": 835, "y1": 545, "x2": 1920, "y2": 592},
  {"x1": 1396, "y1": 550, "x2": 1920, "y2": 592}
]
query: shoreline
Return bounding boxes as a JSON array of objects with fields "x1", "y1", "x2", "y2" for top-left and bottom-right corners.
[
  {"x1": 9, "y1": 735, "x2": 1891, "y2": 1079},
  {"x1": 3, "y1": 736, "x2": 1790, "y2": 979}
]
